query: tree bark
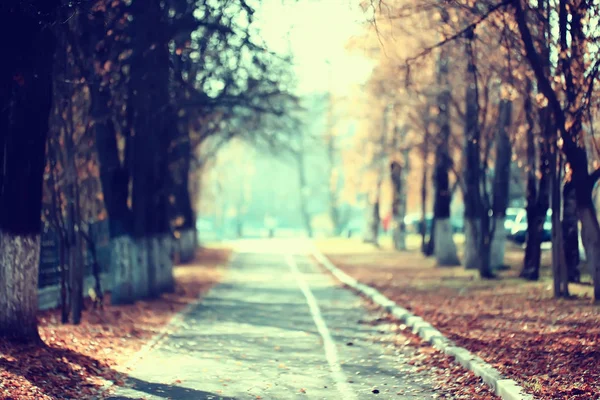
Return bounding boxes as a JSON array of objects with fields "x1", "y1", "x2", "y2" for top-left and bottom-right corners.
[
  {"x1": 83, "y1": 7, "x2": 139, "y2": 304},
  {"x1": 390, "y1": 161, "x2": 406, "y2": 251},
  {"x1": 169, "y1": 119, "x2": 196, "y2": 263},
  {"x1": 0, "y1": 0, "x2": 59, "y2": 342},
  {"x1": 326, "y1": 94, "x2": 343, "y2": 236},
  {"x1": 513, "y1": 0, "x2": 600, "y2": 299},
  {"x1": 296, "y1": 151, "x2": 313, "y2": 238},
  {"x1": 551, "y1": 154, "x2": 570, "y2": 297},
  {"x1": 562, "y1": 181, "x2": 580, "y2": 282},
  {"x1": 580, "y1": 207, "x2": 600, "y2": 300},
  {"x1": 364, "y1": 198, "x2": 381, "y2": 246},
  {"x1": 433, "y1": 47, "x2": 459, "y2": 266},
  {"x1": 420, "y1": 147, "x2": 430, "y2": 254},
  {"x1": 424, "y1": 219, "x2": 435, "y2": 256},
  {"x1": 130, "y1": 0, "x2": 174, "y2": 298},
  {"x1": 521, "y1": 109, "x2": 551, "y2": 281},
  {"x1": 490, "y1": 100, "x2": 513, "y2": 269},
  {"x1": 463, "y1": 29, "x2": 488, "y2": 276}
]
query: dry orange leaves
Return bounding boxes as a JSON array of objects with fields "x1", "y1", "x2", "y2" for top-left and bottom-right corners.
[{"x1": 0, "y1": 247, "x2": 229, "y2": 400}]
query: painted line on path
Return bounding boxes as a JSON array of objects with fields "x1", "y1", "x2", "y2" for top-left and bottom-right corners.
[{"x1": 285, "y1": 254, "x2": 357, "y2": 400}]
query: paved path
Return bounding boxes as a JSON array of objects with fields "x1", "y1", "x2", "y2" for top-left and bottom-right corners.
[{"x1": 108, "y1": 239, "x2": 443, "y2": 400}]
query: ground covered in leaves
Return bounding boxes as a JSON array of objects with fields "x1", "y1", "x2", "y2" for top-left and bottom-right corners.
[
  {"x1": 0, "y1": 246, "x2": 229, "y2": 400},
  {"x1": 360, "y1": 301, "x2": 498, "y2": 399},
  {"x1": 317, "y1": 237, "x2": 600, "y2": 400}
]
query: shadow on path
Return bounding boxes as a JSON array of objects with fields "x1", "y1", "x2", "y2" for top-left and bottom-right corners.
[{"x1": 105, "y1": 376, "x2": 237, "y2": 400}]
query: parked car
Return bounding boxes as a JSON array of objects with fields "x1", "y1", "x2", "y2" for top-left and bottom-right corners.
[
  {"x1": 403, "y1": 213, "x2": 463, "y2": 235},
  {"x1": 509, "y1": 209, "x2": 552, "y2": 244},
  {"x1": 403, "y1": 213, "x2": 432, "y2": 235},
  {"x1": 504, "y1": 207, "x2": 523, "y2": 236},
  {"x1": 342, "y1": 219, "x2": 364, "y2": 238}
]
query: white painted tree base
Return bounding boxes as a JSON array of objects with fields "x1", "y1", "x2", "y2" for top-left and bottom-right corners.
[
  {"x1": 393, "y1": 226, "x2": 407, "y2": 251},
  {"x1": 146, "y1": 234, "x2": 175, "y2": 297},
  {"x1": 178, "y1": 229, "x2": 196, "y2": 263},
  {"x1": 133, "y1": 237, "x2": 149, "y2": 299},
  {"x1": 464, "y1": 219, "x2": 480, "y2": 270},
  {"x1": 110, "y1": 235, "x2": 137, "y2": 304},
  {"x1": 159, "y1": 234, "x2": 174, "y2": 293},
  {"x1": 490, "y1": 217, "x2": 507, "y2": 270},
  {"x1": 434, "y1": 219, "x2": 460, "y2": 266},
  {"x1": 580, "y1": 210, "x2": 600, "y2": 297},
  {"x1": 0, "y1": 232, "x2": 40, "y2": 339}
]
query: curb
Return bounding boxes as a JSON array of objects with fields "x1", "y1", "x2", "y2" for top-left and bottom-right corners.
[
  {"x1": 312, "y1": 248, "x2": 534, "y2": 400},
  {"x1": 99, "y1": 253, "x2": 235, "y2": 397}
]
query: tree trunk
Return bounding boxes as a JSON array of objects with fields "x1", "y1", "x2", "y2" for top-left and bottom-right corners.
[
  {"x1": 579, "y1": 207, "x2": 600, "y2": 300},
  {"x1": 463, "y1": 219, "x2": 480, "y2": 269},
  {"x1": 178, "y1": 228, "x2": 196, "y2": 263},
  {"x1": 420, "y1": 109, "x2": 431, "y2": 254},
  {"x1": 130, "y1": 0, "x2": 174, "y2": 298},
  {"x1": 551, "y1": 154, "x2": 569, "y2": 297},
  {"x1": 490, "y1": 99, "x2": 513, "y2": 269},
  {"x1": 296, "y1": 151, "x2": 313, "y2": 238},
  {"x1": 168, "y1": 115, "x2": 196, "y2": 263},
  {"x1": 520, "y1": 77, "x2": 550, "y2": 281},
  {"x1": 562, "y1": 181, "x2": 580, "y2": 282},
  {"x1": 390, "y1": 162, "x2": 406, "y2": 250},
  {"x1": 522, "y1": 113, "x2": 551, "y2": 280},
  {"x1": 109, "y1": 236, "x2": 137, "y2": 304},
  {"x1": 364, "y1": 198, "x2": 380, "y2": 246},
  {"x1": 0, "y1": 1, "x2": 59, "y2": 342},
  {"x1": 92, "y1": 88, "x2": 137, "y2": 302},
  {"x1": 67, "y1": 201, "x2": 84, "y2": 324},
  {"x1": 326, "y1": 109, "x2": 343, "y2": 236},
  {"x1": 0, "y1": 235, "x2": 42, "y2": 341},
  {"x1": 432, "y1": 48, "x2": 459, "y2": 266},
  {"x1": 463, "y1": 30, "x2": 485, "y2": 273},
  {"x1": 58, "y1": 232, "x2": 69, "y2": 323}
]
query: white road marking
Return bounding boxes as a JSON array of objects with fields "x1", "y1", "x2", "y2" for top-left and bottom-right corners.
[{"x1": 285, "y1": 254, "x2": 357, "y2": 400}]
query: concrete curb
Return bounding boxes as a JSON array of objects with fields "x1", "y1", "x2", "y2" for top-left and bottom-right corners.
[
  {"x1": 312, "y1": 248, "x2": 534, "y2": 400},
  {"x1": 99, "y1": 253, "x2": 236, "y2": 397}
]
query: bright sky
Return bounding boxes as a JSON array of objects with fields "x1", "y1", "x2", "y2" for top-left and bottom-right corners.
[{"x1": 256, "y1": 0, "x2": 375, "y2": 95}]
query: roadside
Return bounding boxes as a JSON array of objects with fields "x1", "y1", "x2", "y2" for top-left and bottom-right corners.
[
  {"x1": 0, "y1": 245, "x2": 230, "y2": 400},
  {"x1": 316, "y1": 237, "x2": 600, "y2": 400}
]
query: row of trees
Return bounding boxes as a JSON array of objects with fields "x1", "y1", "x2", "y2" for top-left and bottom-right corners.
[
  {"x1": 0, "y1": 0, "x2": 295, "y2": 342},
  {"x1": 345, "y1": 0, "x2": 600, "y2": 299}
]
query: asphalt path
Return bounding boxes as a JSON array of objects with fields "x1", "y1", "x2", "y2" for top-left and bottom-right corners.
[{"x1": 107, "y1": 239, "x2": 444, "y2": 400}]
